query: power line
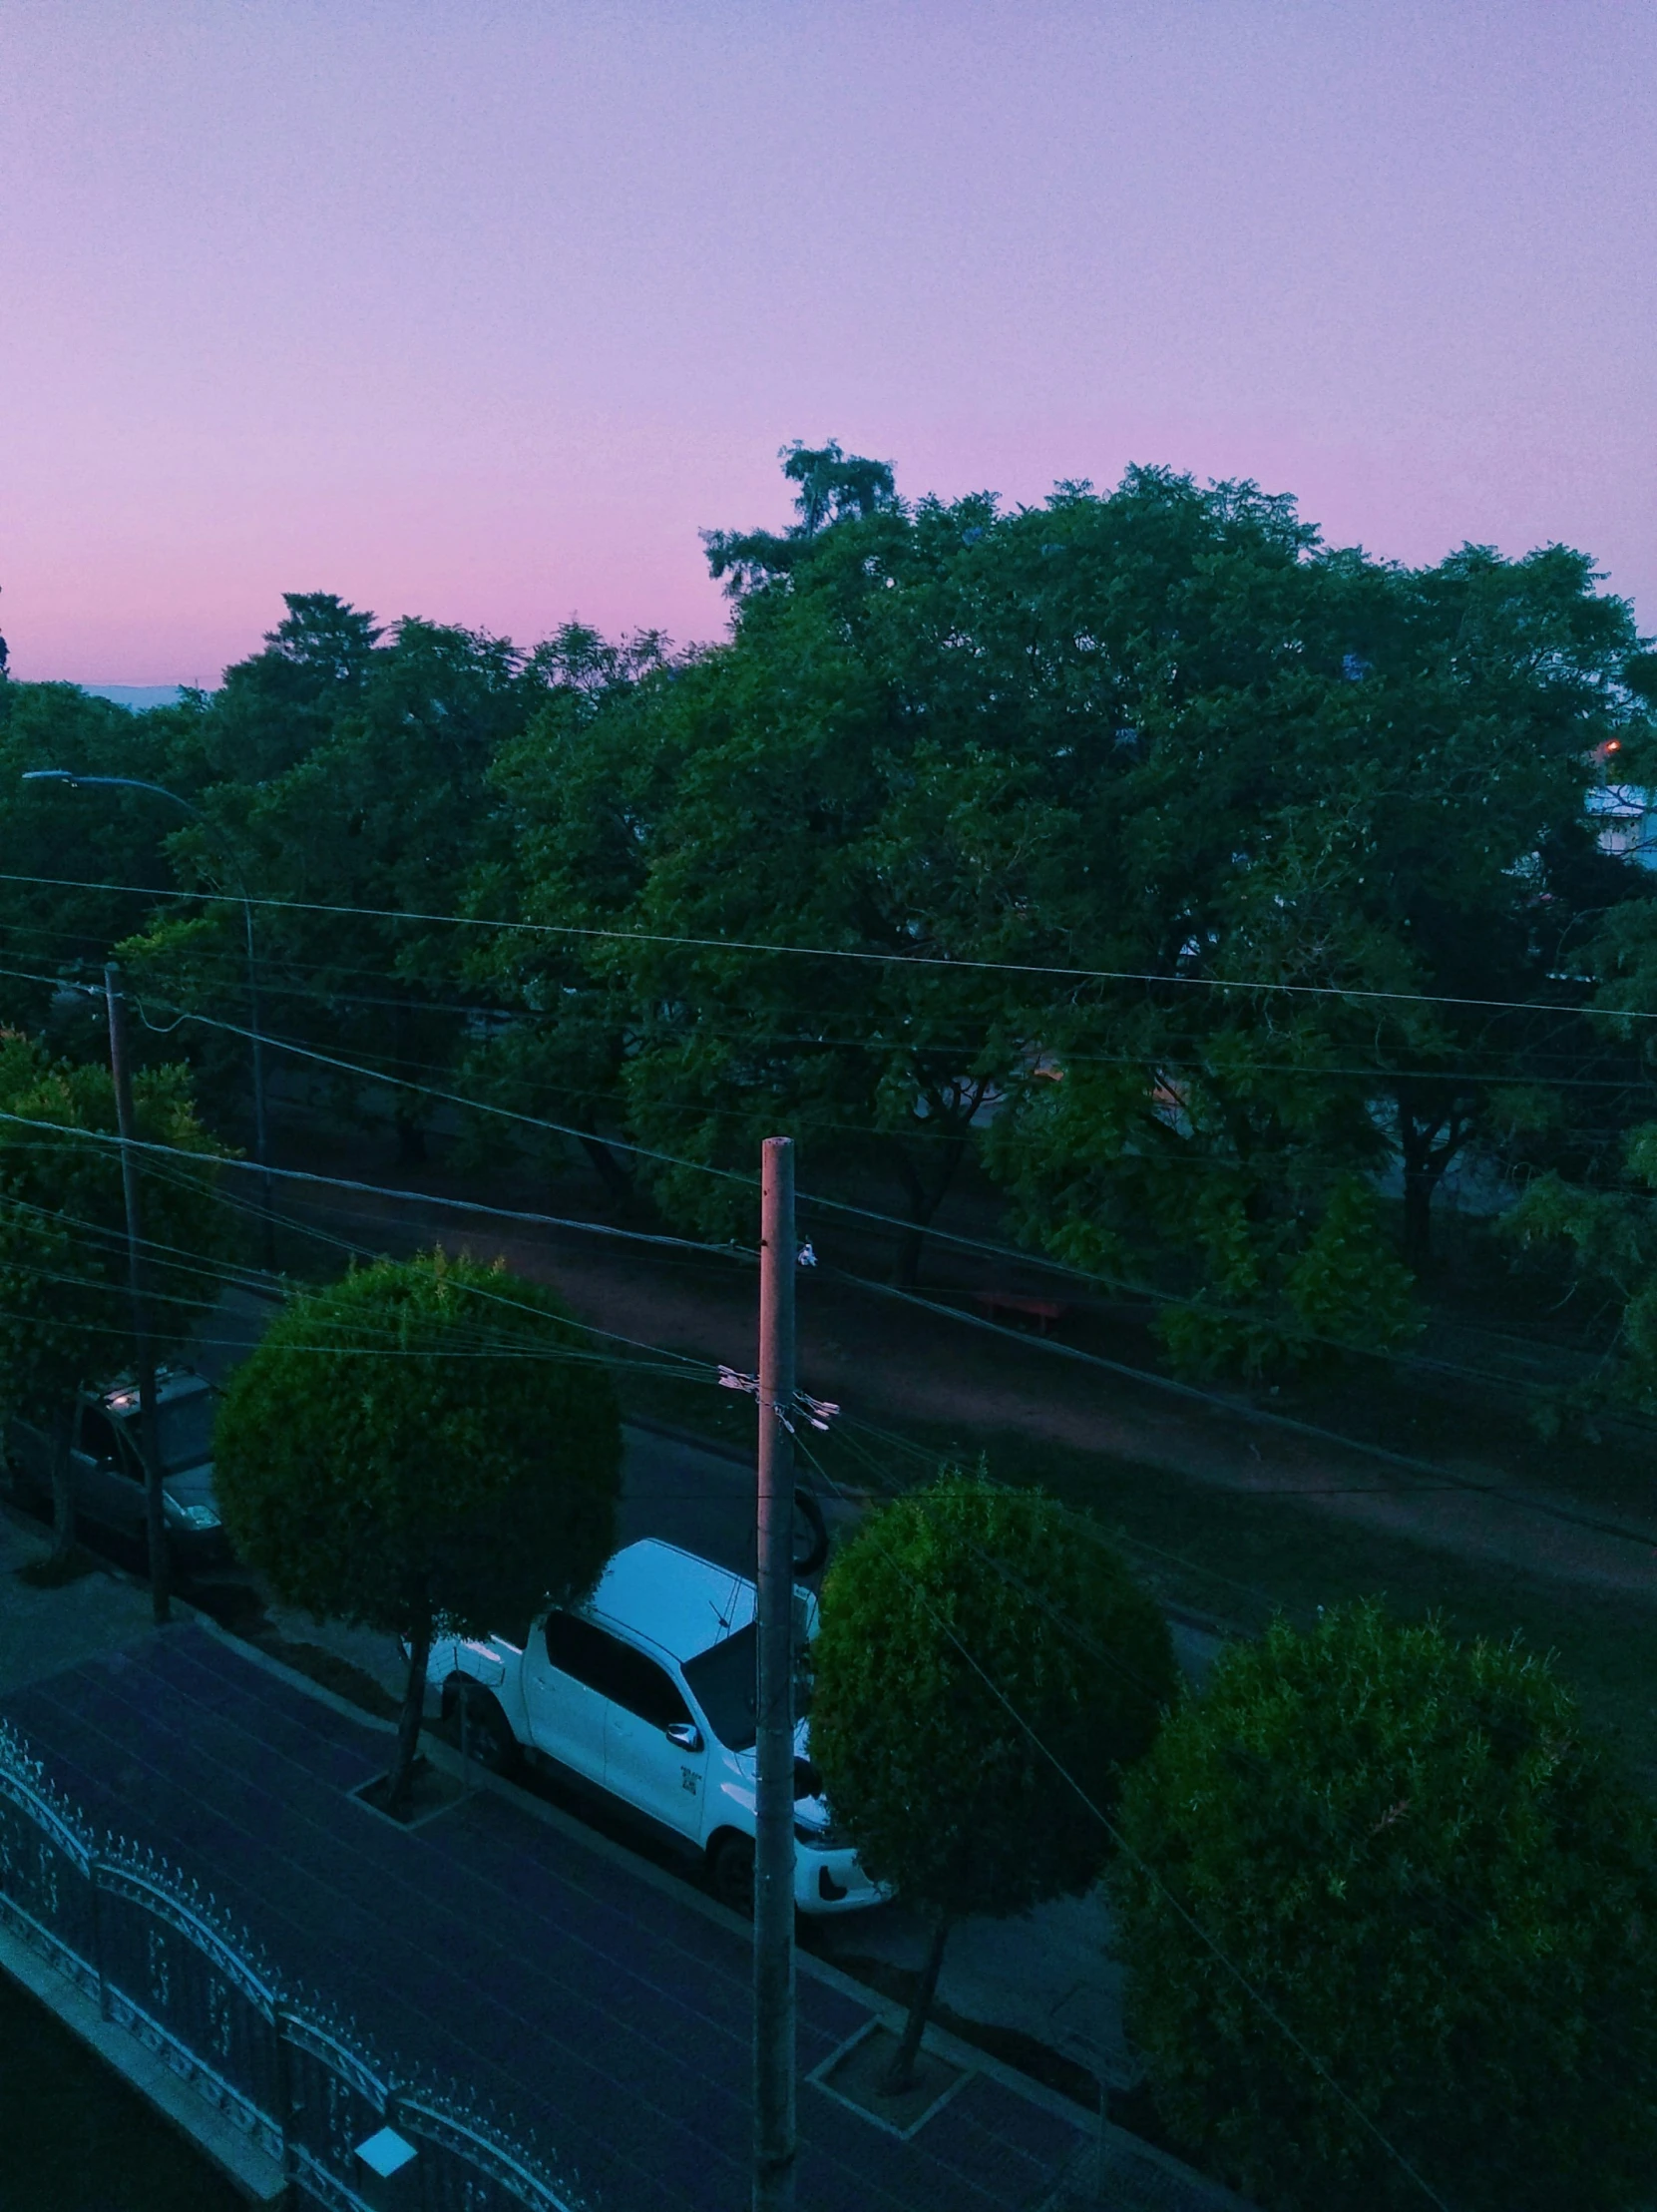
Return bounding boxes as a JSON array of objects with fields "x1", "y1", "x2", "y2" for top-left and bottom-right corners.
[
  {"x1": 819, "y1": 1263, "x2": 1657, "y2": 1553},
  {"x1": 0, "y1": 863, "x2": 1639, "y2": 1024},
  {"x1": 14, "y1": 968, "x2": 1655, "y2": 1469},
  {"x1": 122, "y1": 994, "x2": 1641, "y2": 1406},
  {"x1": 0, "y1": 1109, "x2": 734, "y2": 1378},
  {"x1": 7, "y1": 926, "x2": 1647, "y2": 1093}
]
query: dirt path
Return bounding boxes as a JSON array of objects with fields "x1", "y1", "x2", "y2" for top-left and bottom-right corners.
[{"x1": 274, "y1": 1156, "x2": 1657, "y2": 1608}]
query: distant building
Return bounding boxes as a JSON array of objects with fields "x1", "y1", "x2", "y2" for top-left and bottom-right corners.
[{"x1": 1586, "y1": 783, "x2": 1657, "y2": 870}]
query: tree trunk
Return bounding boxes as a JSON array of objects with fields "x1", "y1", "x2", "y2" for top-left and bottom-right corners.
[
  {"x1": 1403, "y1": 1162, "x2": 1436, "y2": 1275},
  {"x1": 48, "y1": 1401, "x2": 76, "y2": 1566},
  {"x1": 891, "y1": 1133, "x2": 967, "y2": 1291},
  {"x1": 386, "y1": 1606, "x2": 433, "y2": 1821},
  {"x1": 883, "y1": 1915, "x2": 952, "y2": 2096},
  {"x1": 575, "y1": 1127, "x2": 634, "y2": 1210}
]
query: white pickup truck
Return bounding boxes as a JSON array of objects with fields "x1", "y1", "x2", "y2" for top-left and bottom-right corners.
[{"x1": 423, "y1": 1537, "x2": 886, "y2": 1918}]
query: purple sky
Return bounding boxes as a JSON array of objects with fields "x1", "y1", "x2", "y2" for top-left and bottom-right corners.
[{"x1": 2, "y1": 2, "x2": 1652, "y2": 685}]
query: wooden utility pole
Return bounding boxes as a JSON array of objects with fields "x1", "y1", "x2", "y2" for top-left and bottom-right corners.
[
  {"x1": 754, "y1": 1135, "x2": 797, "y2": 2212},
  {"x1": 105, "y1": 963, "x2": 170, "y2": 1625}
]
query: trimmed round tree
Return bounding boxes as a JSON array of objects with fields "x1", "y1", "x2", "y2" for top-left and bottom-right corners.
[
  {"x1": 810, "y1": 1469, "x2": 1177, "y2": 2091},
  {"x1": 1110, "y1": 1600, "x2": 1657, "y2": 2212},
  {"x1": 214, "y1": 1251, "x2": 621, "y2": 1818}
]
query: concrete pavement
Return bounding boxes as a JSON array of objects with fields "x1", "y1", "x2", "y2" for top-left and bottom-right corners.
[
  {"x1": 0, "y1": 1498, "x2": 160, "y2": 1695},
  {"x1": 0, "y1": 1623, "x2": 1255, "y2": 2211},
  {"x1": 251, "y1": 1420, "x2": 1225, "y2": 2099}
]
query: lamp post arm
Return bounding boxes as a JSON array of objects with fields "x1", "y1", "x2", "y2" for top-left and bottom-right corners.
[{"x1": 22, "y1": 770, "x2": 256, "y2": 908}]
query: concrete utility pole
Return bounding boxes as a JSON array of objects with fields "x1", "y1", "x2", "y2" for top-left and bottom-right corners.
[
  {"x1": 753, "y1": 1135, "x2": 797, "y2": 2212},
  {"x1": 105, "y1": 963, "x2": 170, "y2": 1625}
]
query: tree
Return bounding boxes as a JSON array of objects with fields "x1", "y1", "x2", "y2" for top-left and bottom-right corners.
[
  {"x1": 499, "y1": 458, "x2": 1067, "y2": 1278},
  {"x1": 0, "y1": 681, "x2": 186, "y2": 1041},
  {"x1": 1497, "y1": 1124, "x2": 1657, "y2": 1421},
  {"x1": 1109, "y1": 1600, "x2": 1657, "y2": 2212},
  {"x1": 212, "y1": 1252, "x2": 622, "y2": 1818},
  {"x1": 976, "y1": 494, "x2": 1652, "y2": 1362},
  {"x1": 0, "y1": 1035, "x2": 230, "y2": 1563},
  {"x1": 809, "y1": 1470, "x2": 1176, "y2": 2091},
  {"x1": 454, "y1": 623, "x2": 674, "y2": 1209},
  {"x1": 702, "y1": 437, "x2": 897, "y2": 592},
  {"x1": 124, "y1": 604, "x2": 546, "y2": 1167}
]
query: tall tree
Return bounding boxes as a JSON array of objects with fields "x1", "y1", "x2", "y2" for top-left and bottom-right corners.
[
  {"x1": 124, "y1": 609, "x2": 545, "y2": 1166},
  {"x1": 492, "y1": 456, "x2": 1069, "y2": 1276},
  {"x1": 455, "y1": 624, "x2": 673, "y2": 1208},
  {"x1": 978, "y1": 492, "x2": 1650, "y2": 1367}
]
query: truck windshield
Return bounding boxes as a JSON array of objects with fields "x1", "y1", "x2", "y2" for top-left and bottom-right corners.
[{"x1": 680, "y1": 1622, "x2": 812, "y2": 1753}]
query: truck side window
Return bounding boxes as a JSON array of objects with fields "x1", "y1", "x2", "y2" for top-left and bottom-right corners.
[
  {"x1": 544, "y1": 1613, "x2": 633, "y2": 1700},
  {"x1": 603, "y1": 1645, "x2": 692, "y2": 1731},
  {"x1": 78, "y1": 1407, "x2": 130, "y2": 1473},
  {"x1": 543, "y1": 1614, "x2": 692, "y2": 1728}
]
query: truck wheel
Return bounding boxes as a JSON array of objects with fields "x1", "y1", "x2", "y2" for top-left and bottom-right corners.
[
  {"x1": 792, "y1": 1486, "x2": 829, "y2": 1578},
  {"x1": 708, "y1": 1832, "x2": 755, "y2": 1916},
  {"x1": 452, "y1": 1683, "x2": 520, "y2": 1778}
]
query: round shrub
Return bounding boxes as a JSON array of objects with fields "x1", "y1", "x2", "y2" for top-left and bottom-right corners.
[
  {"x1": 811, "y1": 1469, "x2": 1178, "y2": 1924},
  {"x1": 1110, "y1": 1600, "x2": 1657, "y2": 2211}
]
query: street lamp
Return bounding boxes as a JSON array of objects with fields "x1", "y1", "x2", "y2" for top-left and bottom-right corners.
[{"x1": 23, "y1": 770, "x2": 274, "y2": 1260}]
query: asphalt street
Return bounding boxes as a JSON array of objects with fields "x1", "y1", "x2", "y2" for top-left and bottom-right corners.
[{"x1": 42, "y1": 1283, "x2": 1221, "y2": 2093}]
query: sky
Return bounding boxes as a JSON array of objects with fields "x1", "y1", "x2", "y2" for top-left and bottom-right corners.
[{"x1": 1, "y1": 0, "x2": 1652, "y2": 685}]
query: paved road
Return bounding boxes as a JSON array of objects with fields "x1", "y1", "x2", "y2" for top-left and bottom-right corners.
[
  {"x1": 16, "y1": 1288, "x2": 1220, "y2": 2097},
  {"x1": 3, "y1": 1627, "x2": 1105, "y2": 2212}
]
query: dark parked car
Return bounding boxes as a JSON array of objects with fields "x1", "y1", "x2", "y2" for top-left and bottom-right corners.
[{"x1": 5, "y1": 1366, "x2": 229, "y2": 1569}]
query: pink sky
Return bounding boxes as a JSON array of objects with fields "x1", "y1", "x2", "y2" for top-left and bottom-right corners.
[{"x1": 2, "y1": 1, "x2": 1652, "y2": 685}]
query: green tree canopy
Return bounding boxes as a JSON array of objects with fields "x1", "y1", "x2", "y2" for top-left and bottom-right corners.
[
  {"x1": 471, "y1": 455, "x2": 1650, "y2": 1333},
  {"x1": 0, "y1": 683, "x2": 185, "y2": 1041},
  {"x1": 122, "y1": 605, "x2": 553, "y2": 1163},
  {"x1": 212, "y1": 1251, "x2": 622, "y2": 1815},
  {"x1": 0, "y1": 1033, "x2": 231, "y2": 1557},
  {"x1": 810, "y1": 1469, "x2": 1176, "y2": 2087},
  {"x1": 976, "y1": 509, "x2": 1651, "y2": 1368},
  {"x1": 1110, "y1": 1600, "x2": 1657, "y2": 2212}
]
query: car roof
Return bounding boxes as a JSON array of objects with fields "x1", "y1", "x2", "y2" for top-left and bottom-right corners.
[
  {"x1": 101, "y1": 1367, "x2": 210, "y2": 1416},
  {"x1": 586, "y1": 1540, "x2": 757, "y2": 1665}
]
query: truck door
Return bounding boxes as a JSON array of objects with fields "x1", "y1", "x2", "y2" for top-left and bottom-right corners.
[
  {"x1": 601, "y1": 1644, "x2": 707, "y2": 1842},
  {"x1": 76, "y1": 1404, "x2": 144, "y2": 1541},
  {"x1": 523, "y1": 1613, "x2": 616, "y2": 1788}
]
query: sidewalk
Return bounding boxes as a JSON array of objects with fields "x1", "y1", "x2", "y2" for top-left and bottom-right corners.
[
  {"x1": 0, "y1": 1623, "x2": 1249, "y2": 2212},
  {"x1": 0, "y1": 1498, "x2": 159, "y2": 1693},
  {"x1": 256, "y1": 1554, "x2": 1222, "y2": 2098}
]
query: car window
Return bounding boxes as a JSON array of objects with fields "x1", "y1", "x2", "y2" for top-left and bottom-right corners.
[
  {"x1": 681, "y1": 1624, "x2": 759, "y2": 1750},
  {"x1": 152, "y1": 1389, "x2": 216, "y2": 1473},
  {"x1": 79, "y1": 1408, "x2": 130, "y2": 1473},
  {"x1": 544, "y1": 1613, "x2": 692, "y2": 1727},
  {"x1": 681, "y1": 1621, "x2": 814, "y2": 1752},
  {"x1": 603, "y1": 1643, "x2": 692, "y2": 1730},
  {"x1": 543, "y1": 1613, "x2": 634, "y2": 1700}
]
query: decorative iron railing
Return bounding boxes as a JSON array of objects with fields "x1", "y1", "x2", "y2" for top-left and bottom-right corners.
[{"x1": 0, "y1": 1717, "x2": 586, "y2": 2212}]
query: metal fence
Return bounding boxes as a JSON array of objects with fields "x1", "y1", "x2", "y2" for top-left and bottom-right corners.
[{"x1": 0, "y1": 1716, "x2": 586, "y2": 2212}]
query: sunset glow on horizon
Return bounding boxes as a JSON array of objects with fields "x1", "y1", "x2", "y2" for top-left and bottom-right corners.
[{"x1": 2, "y1": 1, "x2": 1652, "y2": 686}]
